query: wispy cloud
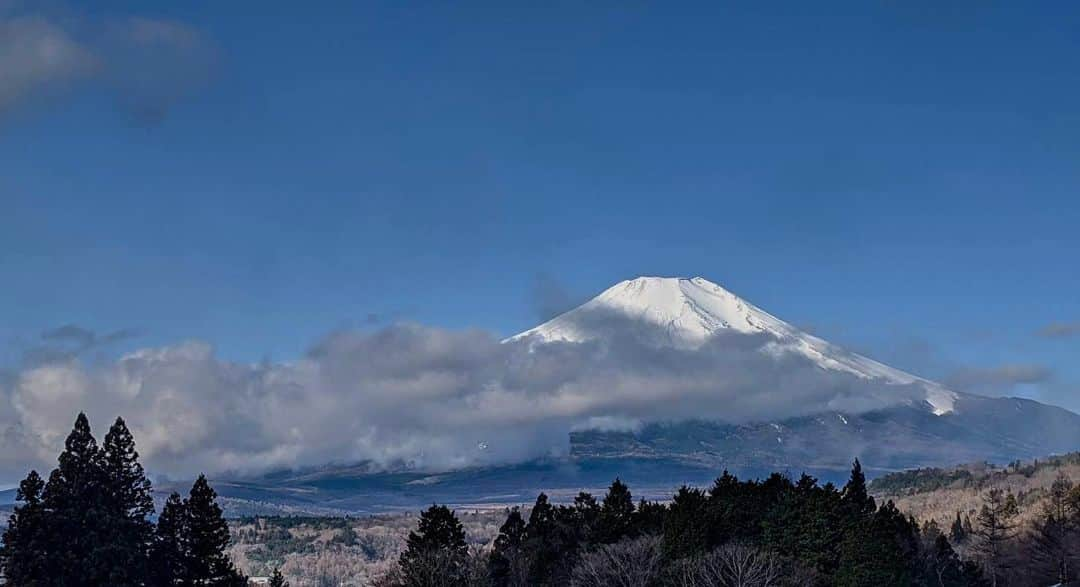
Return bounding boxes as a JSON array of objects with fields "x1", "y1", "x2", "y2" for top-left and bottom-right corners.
[
  {"x1": 0, "y1": 6, "x2": 213, "y2": 124},
  {"x1": 944, "y1": 363, "x2": 1054, "y2": 395},
  {"x1": 1038, "y1": 322, "x2": 1080, "y2": 339}
]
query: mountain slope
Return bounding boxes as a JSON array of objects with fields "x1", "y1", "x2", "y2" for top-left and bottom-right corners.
[{"x1": 511, "y1": 276, "x2": 957, "y2": 414}]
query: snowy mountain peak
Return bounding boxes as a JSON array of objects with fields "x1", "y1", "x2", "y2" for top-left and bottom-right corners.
[{"x1": 510, "y1": 275, "x2": 958, "y2": 415}]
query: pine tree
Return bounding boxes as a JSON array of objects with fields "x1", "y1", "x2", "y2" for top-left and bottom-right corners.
[
  {"x1": 595, "y1": 478, "x2": 635, "y2": 544},
  {"x1": 488, "y1": 508, "x2": 527, "y2": 587},
  {"x1": 661, "y1": 485, "x2": 709, "y2": 559},
  {"x1": 41, "y1": 412, "x2": 110, "y2": 585},
  {"x1": 841, "y1": 459, "x2": 875, "y2": 517},
  {"x1": 185, "y1": 475, "x2": 247, "y2": 585},
  {"x1": 269, "y1": 567, "x2": 289, "y2": 587},
  {"x1": 524, "y1": 493, "x2": 560, "y2": 585},
  {"x1": 399, "y1": 504, "x2": 468, "y2": 586},
  {"x1": 97, "y1": 417, "x2": 155, "y2": 585},
  {"x1": 149, "y1": 492, "x2": 190, "y2": 585},
  {"x1": 835, "y1": 501, "x2": 917, "y2": 587},
  {"x1": 0, "y1": 470, "x2": 50, "y2": 585}
]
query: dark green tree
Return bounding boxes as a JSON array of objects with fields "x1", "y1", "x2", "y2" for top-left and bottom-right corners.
[
  {"x1": 0, "y1": 470, "x2": 50, "y2": 585},
  {"x1": 595, "y1": 478, "x2": 635, "y2": 544},
  {"x1": 40, "y1": 412, "x2": 109, "y2": 585},
  {"x1": 488, "y1": 508, "x2": 527, "y2": 587},
  {"x1": 841, "y1": 459, "x2": 875, "y2": 516},
  {"x1": 399, "y1": 504, "x2": 468, "y2": 586},
  {"x1": 97, "y1": 417, "x2": 155, "y2": 585},
  {"x1": 661, "y1": 485, "x2": 709, "y2": 559},
  {"x1": 187, "y1": 475, "x2": 247, "y2": 585},
  {"x1": 835, "y1": 501, "x2": 918, "y2": 587},
  {"x1": 269, "y1": 567, "x2": 289, "y2": 587},
  {"x1": 149, "y1": 492, "x2": 190, "y2": 585}
]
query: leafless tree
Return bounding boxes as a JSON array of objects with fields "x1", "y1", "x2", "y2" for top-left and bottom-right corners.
[
  {"x1": 700, "y1": 543, "x2": 785, "y2": 587},
  {"x1": 570, "y1": 535, "x2": 664, "y2": 587},
  {"x1": 971, "y1": 487, "x2": 1019, "y2": 587}
]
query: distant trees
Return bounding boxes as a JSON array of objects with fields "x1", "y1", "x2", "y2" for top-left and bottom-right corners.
[
  {"x1": 0, "y1": 413, "x2": 244, "y2": 586},
  {"x1": 384, "y1": 460, "x2": 989, "y2": 587}
]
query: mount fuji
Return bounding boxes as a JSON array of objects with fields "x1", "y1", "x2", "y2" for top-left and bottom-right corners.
[
  {"x1": 177, "y1": 276, "x2": 1080, "y2": 515},
  {"x1": 513, "y1": 276, "x2": 1080, "y2": 474},
  {"x1": 511, "y1": 276, "x2": 957, "y2": 415}
]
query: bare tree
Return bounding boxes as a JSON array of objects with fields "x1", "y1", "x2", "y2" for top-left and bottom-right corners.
[
  {"x1": 1029, "y1": 472, "x2": 1079, "y2": 584},
  {"x1": 971, "y1": 487, "x2": 1019, "y2": 587},
  {"x1": 702, "y1": 543, "x2": 785, "y2": 587},
  {"x1": 570, "y1": 535, "x2": 663, "y2": 587}
]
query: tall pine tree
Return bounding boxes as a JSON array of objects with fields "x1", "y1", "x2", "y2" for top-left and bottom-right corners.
[
  {"x1": 0, "y1": 470, "x2": 50, "y2": 585},
  {"x1": 97, "y1": 417, "x2": 155, "y2": 585},
  {"x1": 186, "y1": 474, "x2": 247, "y2": 585}
]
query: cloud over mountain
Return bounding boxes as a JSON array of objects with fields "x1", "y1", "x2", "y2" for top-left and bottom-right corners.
[{"x1": 0, "y1": 316, "x2": 926, "y2": 483}]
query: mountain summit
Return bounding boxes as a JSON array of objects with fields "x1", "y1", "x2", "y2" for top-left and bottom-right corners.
[{"x1": 512, "y1": 276, "x2": 957, "y2": 415}]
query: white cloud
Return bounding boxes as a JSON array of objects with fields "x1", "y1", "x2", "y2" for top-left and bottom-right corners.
[{"x1": 0, "y1": 321, "x2": 926, "y2": 483}]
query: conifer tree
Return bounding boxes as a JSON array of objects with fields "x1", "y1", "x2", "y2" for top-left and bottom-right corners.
[
  {"x1": 595, "y1": 478, "x2": 635, "y2": 544},
  {"x1": 399, "y1": 504, "x2": 468, "y2": 586},
  {"x1": 841, "y1": 459, "x2": 875, "y2": 516},
  {"x1": 269, "y1": 567, "x2": 289, "y2": 587},
  {"x1": 661, "y1": 485, "x2": 709, "y2": 559},
  {"x1": 97, "y1": 417, "x2": 155, "y2": 585},
  {"x1": 149, "y1": 492, "x2": 190, "y2": 585},
  {"x1": 524, "y1": 493, "x2": 560, "y2": 585},
  {"x1": 41, "y1": 412, "x2": 110, "y2": 585},
  {"x1": 186, "y1": 474, "x2": 247, "y2": 585},
  {"x1": 0, "y1": 470, "x2": 50, "y2": 585},
  {"x1": 488, "y1": 508, "x2": 527, "y2": 587}
]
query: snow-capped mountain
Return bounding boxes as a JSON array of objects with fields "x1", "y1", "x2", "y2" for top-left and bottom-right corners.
[{"x1": 510, "y1": 276, "x2": 957, "y2": 415}]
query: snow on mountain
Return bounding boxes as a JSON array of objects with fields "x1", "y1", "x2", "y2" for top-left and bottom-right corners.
[{"x1": 509, "y1": 276, "x2": 957, "y2": 415}]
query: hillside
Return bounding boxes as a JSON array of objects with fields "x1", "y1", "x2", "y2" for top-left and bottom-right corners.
[{"x1": 871, "y1": 451, "x2": 1080, "y2": 528}]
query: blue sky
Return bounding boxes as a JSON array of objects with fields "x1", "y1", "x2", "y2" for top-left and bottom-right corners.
[{"x1": 2, "y1": 2, "x2": 1079, "y2": 408}]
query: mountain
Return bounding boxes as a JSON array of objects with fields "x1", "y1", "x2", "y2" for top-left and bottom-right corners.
[
  {"x1": 515, "y1": 276, "x2": 1080, "y2": 474},
  {"x1": 511, "y1": 276, "x2": 957, "y2": 415},
  {"x1": 189, "y1": 276, "x2": 1080, "y2": 515}
]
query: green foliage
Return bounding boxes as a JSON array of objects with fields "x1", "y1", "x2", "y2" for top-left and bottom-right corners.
[
  {"x1": 270, "y1": 567, "x2": 289, "y2": 587},
  {"x1": 398, "y1": 504, "x2": 469, "y2": 586}
]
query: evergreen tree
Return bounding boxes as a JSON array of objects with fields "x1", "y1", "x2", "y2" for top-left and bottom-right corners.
[
  {"x1": 661, "y1": 485, "x2": 709, "y2": 559},
  {"x1": 841, "y1": 459, "x2": 875, "y2": 516},
  {"x1": 399, "y1": 504, "x2": 468, "y2": 586},
  {"x1": 524, "y1": 493, "x2": 562, "y2": 585},
  {"x1": 0, "y1": 470, "x2": 50, "y2": 585},
  {"x1": 835, "y1": 501, "x2": 917, "y2": 587},
  {"x1": 488, "y1": 508, "x2": 527, "y2": 587},
  {"x1": 97, "y1": 417, "x2": 155, "y2": 585},
  {"x1": 269, "y1": 567, "x2": 289, "y2": 587},
  {"x1": 149, "y1": 492, "x2": 190, "y2": 585},
  {"x1": 186, "y1": 475, "x2": 247, "y2": 585},
  {"x1": 41, "y1": 412, "x2": 109, "y2": 585},
  {"x1": 595, "y1": 478, "x2": 635, "y2": 544}
]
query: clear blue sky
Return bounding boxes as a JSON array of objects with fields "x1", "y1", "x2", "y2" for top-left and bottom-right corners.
[{"x1": 2, "y1": 2, "x2": 1079, "y2": 406}]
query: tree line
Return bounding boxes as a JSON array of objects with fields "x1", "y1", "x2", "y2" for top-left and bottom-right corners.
[
  {"x1": 388, "y1": 459, "x2": 1080, "y2": 587},
  {"x1": 0, "y1": 413, "x2": 254, "y2": 586}
]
